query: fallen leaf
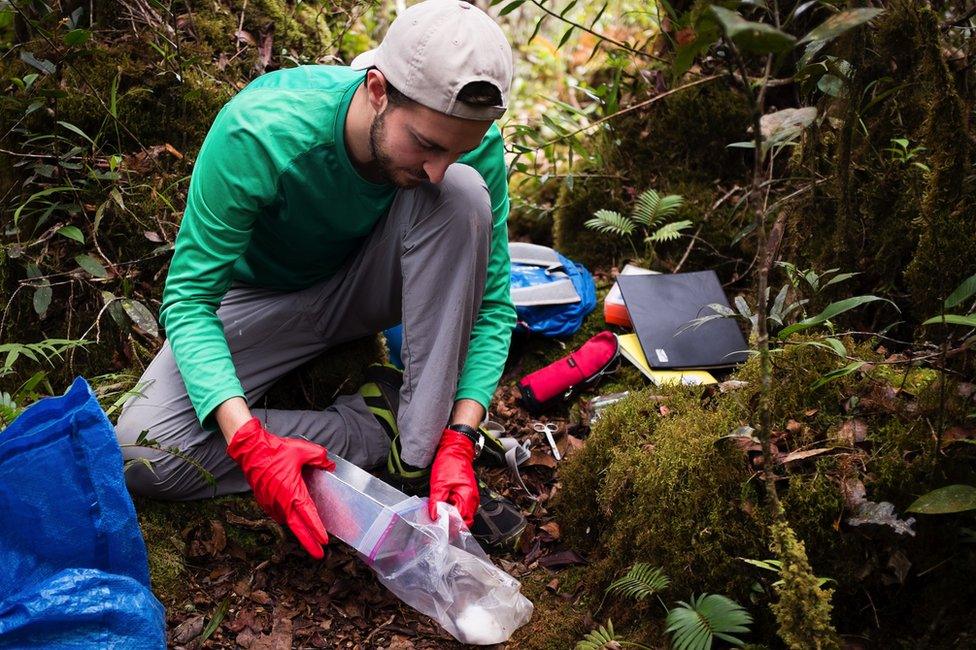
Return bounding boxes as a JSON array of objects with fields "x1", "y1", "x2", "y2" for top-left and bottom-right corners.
[
  {"x1": 780, "y1": 448, "x2": 831, "y2": 465},
  {"x1": 718, "y1": 380, "x2": 749, "y2": 392},
  {"x1": 546, "y1": 578, "x2": 560, "y2": 592},
  {"x1": 250, "y1": 589, "x2": 272, "y2": 605},
  {"x1": 525, "y1": 450, "x2": 558, "y2": 468},
  {"x1": 658, "y1": 404, "x2": 671, "y2": 416},
  {"x1": 886, "y1": 550, "x2": 911, "y2": 585},
  {"x1": 539, "y1": 549, "x2": 587, "y2": 569},
  {"x1": 943, "y1": 426, "x2": 976, "y2": 445},
  {"x1": 786, "y1": 419, "x2": 803, "y2": 433},
  {"x1": 250, "y1": 617, "x2": 293, "y2": 650},
  {"x1": 836, "y1": 419, "x2": 868, "y2": 445},
  {"x1": 540, "y1": 521, "x2": 561, "y2": 540},
  {"x1": 171, "y1": 615, "x2": 204, "y2": 644}
]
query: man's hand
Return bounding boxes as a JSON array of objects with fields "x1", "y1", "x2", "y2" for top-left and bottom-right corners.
[
  {"x1": 226, "y1": 418, "x2": 335, "y2": 558},
  {"x1": 428, "y1": 428, "x2": 479, "y2": 526}
]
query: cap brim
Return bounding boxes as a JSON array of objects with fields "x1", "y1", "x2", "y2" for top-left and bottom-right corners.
[{"x1": 350, "y1": 49, "x2": 377, "y2": 70}]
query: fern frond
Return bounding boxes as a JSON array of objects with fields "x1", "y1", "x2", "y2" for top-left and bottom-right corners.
[
  {"x1": 647, "y1": 220, "x2": 692, "y2": 243},
  {"x1": 576, "y1": 619, "x2": 621, "y2": 650},
  {"x1": 632, "y1": 189, "x2": 661, "y2": 226},
  {"x1": 632, "y1": 189, "x2": 684, "y2": 227},
  {"x1": 665, "y1": 594, "x2": 753, "y2": 650},
  {"x1": 585, "y1": 210, "x2": 635, "y2": 237},
  {"x1": 606, "y1": 563, "x2": 670, "y2": 602}
]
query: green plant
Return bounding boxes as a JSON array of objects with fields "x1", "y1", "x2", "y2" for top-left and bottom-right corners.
[
  {"x1": 921, "y1": 272, "x2": 976, "y2": 330},
  {"x1": 584, "y1": 188, "x2": 691, "y2": 264},
  {"x1": 885, "y1": 137, "x2": 930, "y2": 173},
  {"x1": 576, "y1": 619, "x2": 652, "y2": 650},
  {"x1": 606, "y1": 562, "x2": 671, "y2": 603},
  {"x1": 665, "y1": 594, "x2": 753, "y2": 650}
]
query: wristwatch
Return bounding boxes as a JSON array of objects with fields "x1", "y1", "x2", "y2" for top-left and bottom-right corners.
[{"x1": 447, "y1": 423, "x2": 485, "y2": 457}]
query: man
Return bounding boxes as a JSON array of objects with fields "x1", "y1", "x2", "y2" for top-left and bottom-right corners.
[{"x1": 115, "y1": 0, "x2": 525, "y2": 559}]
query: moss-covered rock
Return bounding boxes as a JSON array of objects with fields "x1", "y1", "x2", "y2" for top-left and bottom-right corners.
[
  {"x1": 552, "y1": 84, "x2": 752, "y2": 270},
  {"x1": 555, "y1": 337, "x2": 976, "y2": 645}
]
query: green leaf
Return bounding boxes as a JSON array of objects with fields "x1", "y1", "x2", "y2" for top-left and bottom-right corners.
[
  {"x1": 811, "y1": 361, "x2": 865, "y2": 390},
  {"x1": 778, "y1": 295, "x2": 892, "y2": 338},
  {"x1": 13, "y1": 185, "x2": 73, "y2": 225},
  {"x1": 799, "y1": 8, "x2": 884, "y2": 44},
  {"x1": 57, "y1": 121, "x2": 95, "y2": 145},
  {"x1": 499, "y1": 0, "x2": 525, "y2": 15},
  {"x1": 921, "y1": 314, "x2": 976, "y2": 328},
  {"x1": 558, "y1": 25, "x2": 576, "y2": 48},
  {"x1": 19, "y1": 51, "x2": 56, "y2": 75},
  {"x1": 33, "y1": 281, "x2": 52, "y2": 317},
  {"x1": 57, "y1": 225, "x2": 85, "y2": 244},
  {"x1": 710, "y1": 6, "x2": 796, "y2": 54},
  {"x1": 75, "y1": 253, "x2": 109, "y2": 278},
  {"x1": 907, "y1": 485, "x2": 976, "y2": 514},
  {"x1": 63, "y1": 28, "x2": 91, "y2": 46},
  {"x1": 584, "y1": 210, "x2": 635, "y2": 236},
  {"x1": 122, "y1": 299, "x2": 159, "y2": 338},
  {"x1": 200, "y1": 597, "x2": 231, "y2": 644},
  {"x1": 666, "y1": 594, "x2": 752, "y2": 650},
  {"x1": 944, "y1": 273, "x2": 976, "y2": 309},
  {"x1": 606, "y1": 563, "x2": 670, "y2": 602},
  {"x1": 648, "y1": 219, "x2": 692, "y2": 242}
]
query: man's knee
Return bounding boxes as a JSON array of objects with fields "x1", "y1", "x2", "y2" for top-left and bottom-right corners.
[{"x1": 433, "y1": 164, "x2": 493, "y2": 242}]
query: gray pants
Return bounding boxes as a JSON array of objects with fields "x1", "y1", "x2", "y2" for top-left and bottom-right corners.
[{"x1": 116, "y1": 164, "x2": 492, "y2": 500}]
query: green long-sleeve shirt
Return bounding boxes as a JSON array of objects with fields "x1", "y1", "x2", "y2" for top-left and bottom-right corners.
[{"x1": 161, "y1": 65, "x2": 515, "y2": 425}]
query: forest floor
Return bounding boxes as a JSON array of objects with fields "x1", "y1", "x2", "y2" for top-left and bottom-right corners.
[{"x1": 144, "y1": 332, "x2": 606, "y2": 649}]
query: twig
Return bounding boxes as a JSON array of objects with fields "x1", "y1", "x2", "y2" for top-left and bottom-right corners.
[
  {"x1": 527, "y1": 0, "x2": 670, "y2": 64},
  {"x1": 536, "y1": 75, "x2": 722, "y2": 148}
]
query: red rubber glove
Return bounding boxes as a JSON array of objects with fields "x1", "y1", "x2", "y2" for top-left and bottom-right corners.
[
  {"x1": 226, "y1": 418, "x2": 336, "y2": 559},
  {"x1": 428, "y1": 428, "x2": 479, "y2": 526}
]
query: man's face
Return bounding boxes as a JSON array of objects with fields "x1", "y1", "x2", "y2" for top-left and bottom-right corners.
[{"x1": 368, "y1": 99, "x2": 492, "y2": 189}]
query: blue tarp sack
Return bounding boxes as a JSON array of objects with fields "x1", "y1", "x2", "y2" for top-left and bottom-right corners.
[
  {"x1": 0, "y1": 377, "x2": 165, "y2": 649},
  {"x1": 508, "y1": 242, "x2": 596, "y2": 338},
  {"x1": 384, "y1": 244, "x2": 597, "y2": 366}
]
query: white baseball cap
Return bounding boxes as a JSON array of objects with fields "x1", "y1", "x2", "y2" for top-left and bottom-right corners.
[{"x1": 350, "y1": 0, "x2": 514, "y2": 121}]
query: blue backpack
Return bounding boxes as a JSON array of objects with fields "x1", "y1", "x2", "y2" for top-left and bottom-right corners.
[{"x1": 509, "y1": 242, "x2": 596, "y2": 338}]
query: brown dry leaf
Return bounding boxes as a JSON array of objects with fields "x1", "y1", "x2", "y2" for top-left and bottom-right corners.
[
  {"x1": 540, "y1": 521, "x2": 561, "y2": 540},
  {"x1": 171, "y1": 614, "x2": 204, "y2": 644},
  {"x1": 886, "y1": 550, "x2": 911, "y2": 585},
  {"x1": 779, "y1": 448, "x2": 831, "y2": 465},
  {"x1": 658, "y1": 404, "x2": 671, "y2": 416},
  {"x1": 836, "y1": 419, "x2": 868, "y2": 445},
  {"x1": 236, "y1": 628, "x2": 258, "y2": 648},
  {"x1": 786, "y1": 419, "x2": 803, "y2": 434},
  {"x1": 250, "y1": 589, "x2": 272, "y2": 605},
  {"x1": 539, "y1": 549, "x2": 587, "y2": 569},
  {"x1": 957, "y1": 383, "x2": 975, "y2": 399},
  {"x1": 250, "y1": 617, "x2": 293, "y2": 650},
  {"x1": 234, "y1": 29, "x2": 256, "y2": 46},
  {"x1": 559, "y1": 434, "x2": 585, "y2": 458},
  {"x1": 804, "y1": 408, "x2": 819, "y2": 417},
  {"x1": 944, "y1": 426, "x2": 976, "y2": 445},
  {"x1": 386, "y1": 635, "x2": 416, "y2": 649},
  {"x1": 188, "y1": 520, "x2": 227, "y2": 557},
  {"x1": 525, "y1": 450, "x2": 558, "y2": 468},
  {"x1": 546, "y1": 578, "x2": 560, "y2": 593}
]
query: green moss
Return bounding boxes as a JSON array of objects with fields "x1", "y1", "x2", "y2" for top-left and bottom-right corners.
[
  {"x1": 509, "y1": 568, "x2": 593, "y2": 649},
  {"x1": 769, "y1": 520, "x2": 841, "y2": 650},
  {"x1": 785, "y1": 0, "x2": 976, "y2": 328}
]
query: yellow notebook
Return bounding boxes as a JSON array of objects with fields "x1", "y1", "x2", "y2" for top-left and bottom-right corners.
[{"x1": 617, "y1": 334, "x2": 718, "y2": 386}]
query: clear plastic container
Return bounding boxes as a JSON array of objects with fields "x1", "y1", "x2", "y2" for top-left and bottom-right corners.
[{"x1": 304, "y1": 458, "x2": 533, "y2": 645}]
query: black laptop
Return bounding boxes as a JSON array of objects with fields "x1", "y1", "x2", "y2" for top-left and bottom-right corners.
[{"x1": 617, "y1": 271, "x2": 749, "y2": 369}]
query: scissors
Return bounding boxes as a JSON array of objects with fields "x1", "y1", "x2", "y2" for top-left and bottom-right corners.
[{"x1": 532, "y1": 422, "x2": 561, "y2": 461}]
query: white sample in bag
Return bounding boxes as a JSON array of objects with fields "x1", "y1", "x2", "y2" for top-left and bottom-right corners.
[{"x1": 304, "y1": 457, "x2": 533, "y2": 645}]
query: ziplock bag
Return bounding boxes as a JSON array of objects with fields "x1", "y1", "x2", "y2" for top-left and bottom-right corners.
[{"x1": 304, "y1": 457, "x2": 533, "y2": 645}]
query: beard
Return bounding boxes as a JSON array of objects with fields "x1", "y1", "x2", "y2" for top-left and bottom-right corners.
[{"x1": 369, "y1": 109, "x2": 427, "y2": 189}]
